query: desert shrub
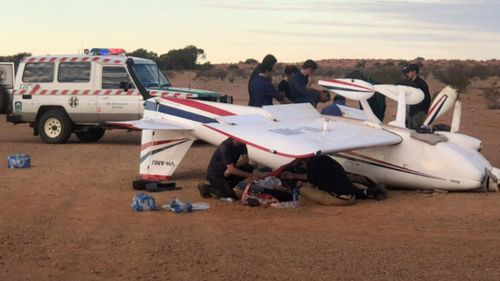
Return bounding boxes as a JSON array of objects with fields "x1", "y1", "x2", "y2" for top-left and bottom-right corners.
[
  {"x1": 197, "y1": 62, "x2": 214, "y2": 71},
  {"x1": 244, "y1": 58, "x2": 258, "y2": 64},
  {"x1": 355, "y1": 60, "x2": 367, "y2": 69},
  {"x1": 315, "y1": 67, "x2": 337, "y2": 78},
  {"x1": 158, "y1": 45, "x2": 205, "y2": 70},
  {"x1": 195, "y1": 68, "x2": 227, "y2": 80},
  {"x1": 366, "y1": 66, "x2": 402, "y2": 84},
  {"x1": 481, "y1": 81, "x2": 500, "y2": 109},
  {"x1": 434, "y1": 62, "x2": 470, "y2": 93},
  {"x1": 227, "y1": 64, "x2": 239, "y2": 70}
]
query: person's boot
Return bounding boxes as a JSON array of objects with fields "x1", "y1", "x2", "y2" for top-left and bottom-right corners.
[
  {"x1": 370, "y1": 183, "x2": 388, "y2": 201},
  {"x1": 197, "y1": 181, "x2": 212, "y2": 198}
]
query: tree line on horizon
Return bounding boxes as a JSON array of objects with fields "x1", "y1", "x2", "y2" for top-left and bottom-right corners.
[{"x1": 0, "y1": 46, "x2": 498, "y2": 108}]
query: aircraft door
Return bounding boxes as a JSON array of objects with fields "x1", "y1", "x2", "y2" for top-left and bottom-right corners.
[{"x1": 98, "y1": 66, "x2": 141, "y2": 122}]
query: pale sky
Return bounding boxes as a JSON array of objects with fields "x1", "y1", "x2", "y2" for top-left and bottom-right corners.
[{"x1": 1, "y1": 0, "x2": 499, "y2": 63}]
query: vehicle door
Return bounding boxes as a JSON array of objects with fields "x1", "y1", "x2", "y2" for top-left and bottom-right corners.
[
  {"x1": 98, "y1": 65, "x2": 141, "y2": 122},
  {"x1": 0, "y1": 62, "x2": 15, "y2": 113}
]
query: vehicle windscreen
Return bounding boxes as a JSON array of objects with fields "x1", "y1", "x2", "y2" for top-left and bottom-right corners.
[{"x1": 131, "y1": 63, "x2": 171, "y2": 89}]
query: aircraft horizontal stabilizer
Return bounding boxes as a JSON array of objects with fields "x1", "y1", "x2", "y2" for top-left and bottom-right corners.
[
  {"x1": 204, "y1": 117, "x2": 402, "y2": 158},
  {"x1": 108, "y1": 119, "x2": 192, "y2": 131}
]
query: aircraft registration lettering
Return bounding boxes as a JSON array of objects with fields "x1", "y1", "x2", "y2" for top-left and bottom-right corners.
[
  {"x1": 296, "y1": 126, "x2": 321, "y2": 133},
  {"x1": 151, "y1": 160, "x2": 175, "y2": 167}
]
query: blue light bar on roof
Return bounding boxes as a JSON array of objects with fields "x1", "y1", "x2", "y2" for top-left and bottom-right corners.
[{"x1": 89, "y1": 48, "x2": 126, "y2": 56}]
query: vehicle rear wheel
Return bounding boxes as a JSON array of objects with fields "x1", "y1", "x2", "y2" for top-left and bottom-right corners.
[
  {"x1": 38, "y1": 109, "x2": 73, "y2": 144},
  {"x1": 75, "y1": 128, "x2": 105, "y2": 142},
  {"x1": 0, "y1": 84, "x2": 9, "y2": 114}
]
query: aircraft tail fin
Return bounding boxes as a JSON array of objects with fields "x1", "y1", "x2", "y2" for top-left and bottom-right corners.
[
  {"x1": 139, "y1": 129, "x2": 195, "y2": 181},
  {"x1": 423, "y1": 86, "x2": 458, "y2": 128}
]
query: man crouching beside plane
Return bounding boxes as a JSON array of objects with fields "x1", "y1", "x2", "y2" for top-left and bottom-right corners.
[
  {"x1": 281, "y1": 155, "x2": 387, "y2": 206},
  {"x1": 198, "y1": 138, "x2": 262, "y2": 199}
]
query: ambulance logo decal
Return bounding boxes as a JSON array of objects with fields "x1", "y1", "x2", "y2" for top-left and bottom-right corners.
[
  {"x1": 14, "y1": 101, "x2": 22, "y2": 112},
  {"x1": 69, "y1": 96, "x2": 79, "y2": 108}
]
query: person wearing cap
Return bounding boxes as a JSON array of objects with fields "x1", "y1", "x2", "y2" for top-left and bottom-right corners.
[
  {"x1": 249, "y1": 64, "x2": 291, "y2": 107},
  {"x1": 401, "y1": 63, "x2": 431, "y2": 129},
  {"x1": 248, "y1": 54, "x2": 277, "y2": 106}
]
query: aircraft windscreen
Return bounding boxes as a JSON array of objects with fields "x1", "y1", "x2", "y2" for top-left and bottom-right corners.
[{"x1": 132, "y1": 63, "x2": 171, "y2": 89}]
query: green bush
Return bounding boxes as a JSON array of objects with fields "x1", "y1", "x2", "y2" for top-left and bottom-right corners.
[
  {"x1": 434, "y1": 62, "x2": 471, "y2": 93},
  {"x1": 482, "y1": 81, "x2": 500, "y2": 109}
]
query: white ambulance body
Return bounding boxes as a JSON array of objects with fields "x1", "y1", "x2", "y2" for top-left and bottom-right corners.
[{"x1": 1, "y1": 49, "x2": 231, "y2": 143}]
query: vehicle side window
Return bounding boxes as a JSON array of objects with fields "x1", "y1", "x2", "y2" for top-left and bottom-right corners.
[
  {"x1": 102, "y1": 67, "x2": 134, "y2": 89},
  {"x1": 22, "y1": 62, "x2": 54, "y2": 83},
  {"x1": 58, "y1": 62, "x2": 91, "y2": 83}
]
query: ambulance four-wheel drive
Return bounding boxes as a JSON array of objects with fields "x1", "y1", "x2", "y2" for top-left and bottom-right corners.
[{"x1": 0, "y1": 48, "x2": 232, "y2": 143}]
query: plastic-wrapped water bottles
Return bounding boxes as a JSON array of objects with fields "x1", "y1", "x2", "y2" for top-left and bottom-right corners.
[
  {"x1": 131, "y1": 193, "x2": 157, "y2": 211},
  {"x1": 270, "y1": 201, "x2": 298, "y2": 209},
  {"x1": 220, "y1": 197, "x2": 234, "y2": 203},
  {"x1": 7, "y1": 154, "x2": 31, "y2": 169},
  {"x1": 168, "y1": 198, "x2": 193, "y2": 213},
  {"x1": 254, "y1": 176, "x2": 282, "y2": 189}
]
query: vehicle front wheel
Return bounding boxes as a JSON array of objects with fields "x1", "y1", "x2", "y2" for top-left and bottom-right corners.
[
  {"x1": 75, "y1": 128, "x2": 105, "y2": 142},
  {"x1": 38, "y1": 109, "x2": 73, "y2": 144}
]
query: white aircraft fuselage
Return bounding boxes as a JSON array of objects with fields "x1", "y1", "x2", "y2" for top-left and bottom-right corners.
[{"x1": 140, "y1": 96, "x2": 498, "y2": 192}]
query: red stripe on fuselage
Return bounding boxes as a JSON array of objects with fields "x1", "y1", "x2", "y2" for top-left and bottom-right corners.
[
  {"x1": 141, "y1": 139, "x2": 188, "y2": 151},
  {"x1": 163, "y1": 97, "x2": 235, "y2": 116},
  {"x1": 323, "y1": 79, "x2": 373, "y2": 92},
  {"x1": 426, "y1": 94, "x2": 447, "y2": 118}
]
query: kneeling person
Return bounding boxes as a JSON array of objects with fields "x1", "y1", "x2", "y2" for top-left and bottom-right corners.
[
  {"x1": 198, "y1": 138, "x2": 256, "y2": 199},
  {"x1": 281, "y1": 155, "x2": 384, "y2": 206}
]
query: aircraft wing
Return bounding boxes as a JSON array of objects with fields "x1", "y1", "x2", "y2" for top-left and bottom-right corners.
[
  {"x1": 204, "y1": 117, "x2": 402, "y2": 158},
  {"x1": 108, "y1": 119, "x2": 192, "y2": 131}
]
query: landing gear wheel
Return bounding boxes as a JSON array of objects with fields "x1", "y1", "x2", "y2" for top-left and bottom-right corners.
[
  {"x1": 76, "y1": 128, "x2": 105, "y2": 142},
  {"x1": 38, "y1": 109, "x2": 73, "y2": 144}
]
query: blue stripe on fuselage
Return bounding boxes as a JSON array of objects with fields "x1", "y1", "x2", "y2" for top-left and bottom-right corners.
[{"x1": 145, "y1": 101, "x2": 217, "y2": 124}]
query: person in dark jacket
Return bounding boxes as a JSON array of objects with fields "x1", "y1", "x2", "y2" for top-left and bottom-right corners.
[
  {"x1": 198, "y1": 138, "x2": 259, "y2": 199},
  {"x1": 249, "y1": 64, "x2": 291, "y2": 107},
  {"x1": 321, "y1": 94, "x2": 346, "y2": 116},
  {"x1": 401, "y1": 64, "x2": 431, "y2": 129},
  {"x1": 277, "y1": 65, "x2": 299, "y2": 101},
  {"x1": 248, "y1": 54, "x2": 277, "y2": 106},
  {"x1": 289, "y1": 59, "x2": 318, "y2": 105}
]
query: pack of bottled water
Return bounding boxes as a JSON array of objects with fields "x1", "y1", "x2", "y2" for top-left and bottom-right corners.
[
  {"x1": 7, "y1": 154, "x2": 31, "y2": 169},
  {"x1": 131, "y1": 193, "x2": 157, "y2": 211}
]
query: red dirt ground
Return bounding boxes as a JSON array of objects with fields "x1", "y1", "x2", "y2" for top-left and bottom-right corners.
[{"x1": 0, "y1": 76, "x2": 499, "y2": 281}]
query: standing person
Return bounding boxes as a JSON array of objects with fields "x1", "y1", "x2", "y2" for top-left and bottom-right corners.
[
  {"x1": 248, "y1": 54, "x2": 277, "y2": 106},
  {"x1": 289, "y1": 59, "x2": 318, "y2": 105},
  {"x1": 321, "y1": 94, "x2": 346, "y2": 117},
  {"x1": 277, "y1": 65, "x2": 299, "y2": 101},
  {"x1": 249, "y1": 65, "x2": 291, "y2": 107},
  {"x1": 198, "y1": 138, "x2": 258, "y2": 199},
  {"x1": 401, "y1": 63, "x2": 431, "y2": 129},
  {"x1": 346, "y1": 70, "x2": 386, "y2": 122}
]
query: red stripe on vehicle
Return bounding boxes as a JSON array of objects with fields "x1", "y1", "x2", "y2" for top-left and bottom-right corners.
[
  {"x1": 39, "y1": 58, "x2": 46, "y2": 62},
  {"x1": 203, "y1": 124, "x2": 314, "y2": 159},
  {"x1": 71, "y1": 57, "x2": 78, "y2": 62},
  {"x1": 30, "y1": 84, "x2": 41, "y2": 94},
  {"x1": 81, "y1": 57, "x2": 89, "y2": 62},
  {"x1": 94, "y1": 90, "x2": 100, "y2": 95},
  {"x1": 40, "y1": 89, "x2": 48, "y2": 95},
  {"x1": 50, "y1": 90, "x2": 58, "y2": 95},
  {"x1": 92, "y1": 57, "x2": 100, "y2": 62},
  {"x1": 28, "y1": 58, "x2": 36, "y2": 63},
  {"x1": 164, "y1": 97, "x2": 235, "y2": 116},
  {"x1": 50, "y1": 57, "x2": 57, "y2": 62},
  {"x1": 102, "y1": 58, "x2": 110, "y2": 63},
  {"x1": 61, "y1": 90, "x2": 69, "y2": 95},
  {"x1": 60, "y1": 57, "x2": 67, "y2": 62},
  {"x1": 72, "y1": 90, "x2": 79, "y2": 95},
  {"x1": 104, "y1": 89, "x2": 112, "y2": 95},
  {"x1": 82, "y1": 90, "x2": 90, "y2": 95},
  {"x1": 19, "y1": 89, "x2": 26, "y2": 95},
  {"x1": 113, "y1": 60, "x2": 121, "y2": 64}
]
